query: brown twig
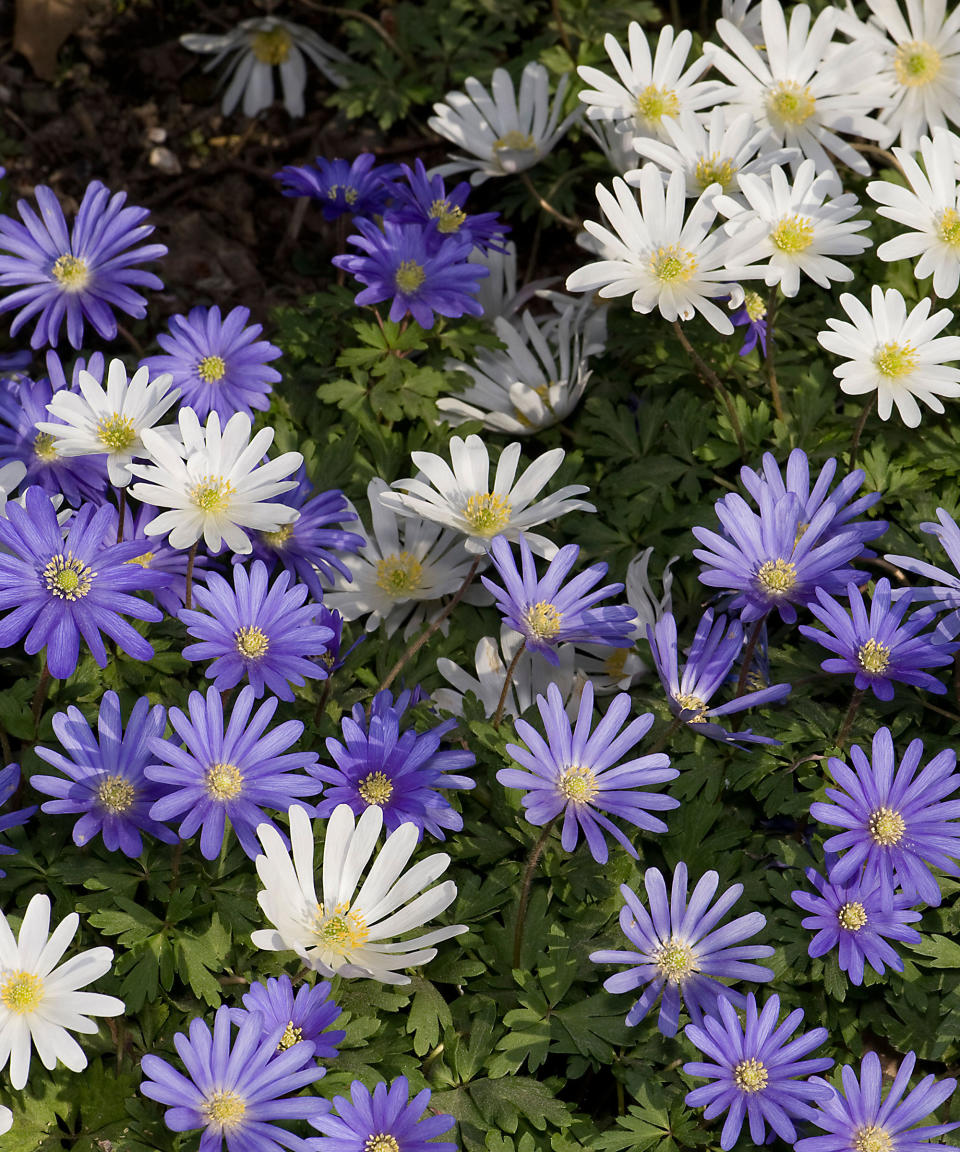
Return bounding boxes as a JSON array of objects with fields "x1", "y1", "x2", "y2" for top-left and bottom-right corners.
[
  {"x1": 513, "y1": 818, "x2": 557, "y2": 969},
  {"x1": 492, "y1": 640, "x2": 525, "y2": 729},
  {"x1": 519, "y1": 171, "x2": 581, "y2": 231},
  {"x1": 836, "y1": 688, "x2": 865, "y2": 751},
  {"x1": 849, "y1": 396, "x2": 876, "y2": 471}
]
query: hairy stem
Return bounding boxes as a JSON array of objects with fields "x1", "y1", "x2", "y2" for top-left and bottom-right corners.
[
  {"x1": 519, "y1": 170, "x2": 580, "y2": 231},
  {"x1": 31, "y1": 663, "x2": 51, "y2": 734}
]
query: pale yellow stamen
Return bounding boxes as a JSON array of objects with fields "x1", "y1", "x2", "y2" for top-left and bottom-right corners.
[
  {"x1": 191, "y1": 476, "x2": 235, "y2": 514},
  {"x1": 429, "y1": 199, "x2": 467, "y2": 233},
  {"x1": 1, "y1": 970, "x2": 44, "y2": 1014},
  {"x1": 203, "y1": 1089, "x2": 247, "y2": 1129},
  {"x1": 635, "y1": 84, "x2": 680, "y2": 126},
  {"x1": 96, "y1": 413, "x2": 137, "y2": 452},
  {"x1": 525, "y1": 600, "x2": 562, "y2": 639},
  {"x1": 874, "y1": 341, "x2": 917, "y2": 378},
  {"x1": 250, "y1": 25, "x2": 291, "y2": 65},
  {"x1": 868, "y1": 806, "x2": 905, "y2": 846},
  {"x1": 365, "y1": 1136, "x2": 401, "y2": 1152},
  {"x1": 695, "y1": 154, "x2": 737, "y2": 191},
  {"x1": 395, "y1": 260, "x2": 426, "y2": 294},
  {"x1": 770, "y1": 214, "x2": 815, "y2": 253},
  {"x1": 328, "y1": 185, "x2": 359, "y2": 205},
  {"x1": 493, "y1": 130, "x2": 536, "y2": 152},
  {"x1": 733, "y1": 1057, "x2": 768, "y2": 1093},
  {"x1": 376, "y1": 552, "x2": 423, "y2": 596},
  {"x1": 51, "y1": 254, "x2": 90, "y2": 292},
  {"x1": 653, "y1": 937, "x2": 697, "y2": 981},
  {"x1": 766, "y1": 81, "x2": 816, "y2": 126},
  {"x1": 744, "y1": 290, "x2": 766, "y2": 321},
  {"x1": 894, "y1": 41, "x2": 942, "y2": 88},
  {"x1": 43, "y1": 553, "x2": 95, "y2": 601},
  {"x1": 198, "y1": 355, "x2": 227, "y2": 383},
  {"x1": 650, "y1": 244, "x2": 697, "y2": 283},
  {"x1": 557, "y1": 764, "x2": 598, "y2": 805},
  {"x1": 33, "y1": 431, "x2": 59, "y2": 462},
  {"x1": 314, "y1": 901, "x2": 369, "y2": 951},
  {"x1": 205, "y1": 762, "x2": 244, "y2": 801},
  {"x1": 936, "y1": 207, "x2": 960, "y2": 248},
  {"x1": 97, "y1": 775, "x2": 136, "y2": 814},
  {"x1": 756, "y1": 558, "x2": 797, "y2": 596},
  {"x1": 125, "y1": 551, "x2": 155, "y2": 568},
  {"x1": 856, "y1": 1125, "x2": 893, "y2": 1152},
  {"x1": 463, "y1": 491, "x2": 511, "y2": 535},
  {"x1": 604, "y1": 648, "x2": 628, "y2": 678},
  {"x1": 278, "y1": 1022, "x2": 303, "y2": 1050},
  {"x1": 358, "y1": 771, "x2": 393, "y2": 805},
  {"x1": 674, "y1": 692, "x2": 708, "y2": 722},
  {"x1": 838, "y1": 901, "x2": 868, "y2": 931},
  {"x1": 235, "y1": 626, "x2": 269, "y2": 660},
  {"x1": 858, "y1": 638, "x2": 891, "y2": 675},
  {"x1": 261, "y1": 523, "x2": 294, "y2": 550}
]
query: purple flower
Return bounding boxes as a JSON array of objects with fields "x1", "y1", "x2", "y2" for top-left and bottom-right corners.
[
  {"x1": 886, "y1": 507, "x2": 960, "y2": 639},
  {"x1": 32, "y1": 691, "x2": 177, "y2": 857},
  {"x1": 141, "y1": 305, "x2": 282, "y2": 421},
  {"x1": 311, "y1": 687, "x2": 475, "y2": 840},
  {"x1": 309, "y1": 1076, "x2": 456, "y2": 1152},
  {"x1": 0, "y1": 764, "x2": 36, "y2": 877},
  {"x1": 179, "y1": 561, "x2": 335, "y2": 701},
  {"x1": 791, "y1": 865, "x2": 921, "y2": 985},
  {"x1": 648, "y1": 609, "x2": 791, "y2": 746},
  {"x1": 499, "y1": 679, "x2": 678, "y2": 863},
  {"x1": 0, "y1": 486, "x2": 167, "y2": 677},
  {"x1": 729, "y1": 290, "x2": 768, "y2": 356},
  {"x1": 799, "y1": 579, "x2": 956, "y2": 701},
  {"x1": 482, "y1": 533, "x2": 636, "y2": 665},
  {"x1": 145, "y1": 685, "x2": 321, "y2": 860},
  {"x1": 275, "y1": 153, "x2": 400, "y2": 220},
  {"x1": 0, "y1": 181, "x2": 166, "y2": 349},
  {"x1": 590, "y1": 864, "x2": 774, "y2": 1037},
  {"x1": 391, "y1": 159, "x2": 508, "y2": 253},
  {"x1": 796, "y1": 1051, "x2": 959, "y2": 1152},
  {"x1": 683, "y1": 992, "x2": 834, "y2": 1150},
  {"x1": 333, "y1": 217, "x2": 486, "y2": 329},
  {"x1": 140, "y1": 1005, "x2": 327, "y2": 1152},
  {"x1": 810, "y1": 726, "x2": 960, "y2": 907},
  {"x1": 231, "y1": 974, "x2": 345, "y2": 1063}
]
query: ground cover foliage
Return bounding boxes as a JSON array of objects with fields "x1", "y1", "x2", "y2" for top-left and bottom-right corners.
[{"x1": 1, "y1": 0, "x2": 960, "y2": 1150}]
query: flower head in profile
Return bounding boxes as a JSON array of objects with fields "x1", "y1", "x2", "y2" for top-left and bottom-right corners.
[
  {"x1": 230, "y1": 974, "x2": 345, "y2": 1063},
  {"x1": 392, "y1": 159, "x2": 508, "y2": 253},
  {"x1": 310, "y1": 1076, "x2": 456, "y2": 1152},
  {"x1": 591, "y1": 864, "x2": 774, "y2": 1037},
  {"x1": 275, "y1": 153, "x2": 399, "y2": 220},
  {"x1": 0, "y1": 763, "x2": 36, "y2": 877},
  {"x1": 886, "y1": 507, "x2": 960, "y2": 638}
]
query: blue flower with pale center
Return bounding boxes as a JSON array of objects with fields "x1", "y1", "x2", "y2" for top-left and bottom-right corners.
[
  {"x1": 275, "y1": 153, "x2": 400, "y2": 220},
  {"x1": 230, "y1": 974, "x2": 345, "y2": 1063},
  {"x1": 391, "y1": 159, "x2": 508, "y2": 253},
  {"x1": 729, "y1": 290, "x2": 768, "y2": 356},
  {"x1": 0, "y1": 764, "x2": 36, "y2": 877},
  {"x1": 309, "y1": 1076, "x2": 456, "y2": 1152}
]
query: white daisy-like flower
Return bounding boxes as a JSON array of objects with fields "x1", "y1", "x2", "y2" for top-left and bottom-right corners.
[
  {"x1": 705, "y1": 0, "x2": 891, "y2": 178},
  {"x1": 577, "y1": 24, "x2": 721, "y2": 144},
  {"x1": 379, "y1": 434, "x2": 594, "y2": 560},
  {"x1": 722, "y1": 0, "x2": 764, "y2": 45},
  {"x1": 252, "y1": 803, "x2": 466, "y2": 985},
  {"x1": 627, "y1": 546, "x2": 678, "y2": 639},
  {"x1": 129, "y1": 408, "x2": 302, "y2": 554},
  {"x1": 428, "y1": 62, "x2": 580, "y2": 185},
  {"x1": 434, "y1": 625, "x2": 580, "y2": 720},
  {"x1": 817, "y1": 284, "x2": 960, "y2": 427},
  {"x1": 573, "y1": 643, "x2": 647, "y2": 695},
  {"x1": 565, "y1": 167, "x2": 761, "y2": 334},
  {"x1": 180, "y1": 15, "x2": 348, "y2": 118},
  {"x1": 867, "y1": 129, "x2": 960, "y2": 296},
  {"x1": 471, "y1": 241, "x2": 521, "y2": 320},
  {"x1": 36, "y1": 358, "x2": 179, "y2": 488},
  {"x1": 0, "y1": 893, "x2": 124, "y2": 1090},
  {"x1": 717, "y1": 158, "x2": 872, "y2": 297},
  {"x1": 323, "y1": 478, "x2": 483, "y2": 639}
]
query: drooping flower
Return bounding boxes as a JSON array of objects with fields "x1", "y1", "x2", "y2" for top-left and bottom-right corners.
[
  {"x1": 309, "y1": 1076, "x2": 456, "y2": 1152},
  {"x1": 0, "y1": 764, "x2": 36, "y2": 877},
  {"x1": 590, "y1": 863, "x2": 774, "y2": 1036},
  {"x1": 275, "y1": 153, "x2": 399, "y2": 220},
  {"x1": 230, "y1": 974, "x2": 345, "y2": 1063},
  {"x1": 392, "y1": 158, "x2": 508, "y2": 253}
]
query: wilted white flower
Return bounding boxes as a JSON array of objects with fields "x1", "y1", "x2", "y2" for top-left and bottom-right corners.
[
  {"x1": 627, "y1": 546, "x2": 679, "y2": 639},
  {"x1": 585, "y1": 119, "x2": 642, "y2": 174}
]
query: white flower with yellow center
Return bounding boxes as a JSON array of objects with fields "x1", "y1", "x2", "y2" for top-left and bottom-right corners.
[
  {"x1": 817, "y1": 285, "x2": 960, "y2": 427},
  {"x1": 37, "y1": 358, "x2": 179, "y2": 487},
  {"x1": 379, "y1": 434, "x2": 594, "y2": 560},
  {"x1": 128, "y1": 407, "x2": 302, "y2": 554},
  {"x1": 0, "y1": 893, "x2": 124, "y2": 1090},
  {"x1": 252, "y1": 803, "x2": 466, "y2": 985},
  {"x1": 427, "y1": 62, "x2": 581, "y2": 185}
]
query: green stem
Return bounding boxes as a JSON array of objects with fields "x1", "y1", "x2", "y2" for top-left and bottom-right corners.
[
  {"x1": 513, "y1": 818, "x2": 557, "y2": 970},
  {"x1": 492, "y1": 639, "x2": 525, "y2": 729},
  {"x1": 116, "y1": 486, "x2": 127, "y2": 543},
  {"x1": 31, "y1": 663, "x2": 51, "y2": 734},
  {"x1": 849, "y1": 396, "x2": 876, "y2": 472},
  {"x1": 184, "y1": 542, "x2": 198, "y2": 610},
  {"x1": 764, "y1": 286, "x2": 785, "y2": 423},
  {"x1": 519, "y1": 170, "x2": 580, "y2": 231},
  {"x1": 671, "y1": 320, "x2": 746, "y2": 456},
  {"x1": 836, "y1": 688, "x2": 865, "y2": 751}
]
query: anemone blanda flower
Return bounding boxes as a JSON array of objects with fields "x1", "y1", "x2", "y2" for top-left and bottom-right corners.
[
  {"x1": 0, "y1": 180, "x2": 166, "y2": 350},
  {"x1": 275, "y1": 153, "x2": 399, "y2": 220},
  {"x1": 0, "y1": 1107, "x2": 9, "y2": 1134},
  {"x1": 590, "y1": 864, "x2": 774, "y2": 1037},
  {"x1": 0, "y1": 893, "x2": 124, "y2": 1090},
  {"x1": 392, "y1": 159, "x2": 507, "y2": 253},
  {"x1": 729, "y1": 289, "x2": 769, "y2": 355},
  {"x1": 809, "y1": 726, "x2": 960, "y2": 907},
  {"x1": 230, "y1": 974, "x2": 345, "y2": 1063},
  {"x1": 886, "y1": 507, "x2": 960, "y2": 638},
  {"x1": 309, "y1": 1076, "x2": 456, "y2": 1152},
  {"x1": 499, "y1": 680, "x2": 678, "y2": 863},
  {"x1": 32, "y1": 691, "x2": 176, "y2": 858},
  {"x1": 252, "y1": 802, "x2": 467, "y2": 984},
  {"x1": 0, "y1": 763, "x2": 36, "y2": 877},
  {"x1": 141, "y1": 305, "x2": 282, "y2": 422},
  {"x1": 145, "y1": 686, "x2": 321, "y2": 861}
]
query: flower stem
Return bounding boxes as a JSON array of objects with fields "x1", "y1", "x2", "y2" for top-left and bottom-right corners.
[
  {"x1": 836, "y1": 688, "x2": 865, "y2": 751},
  {"x1": 551, "y1": 0, "x2": 573, "y2": 57},
  {"x1": 184, "y1": 542, "x2": 198, "y2": 609},
  {"x1": 671, "y1": 320, "x2": 746, "y2": 456},
  {"x1": 646, "y1": 715, "x2": 683, "y2": 757},
  {"x1": 513, "y1": 817, "x2": 557, "y2": 970},
  {"x1": 314, "y1": 677, "x2": 333, "y2": 727},
  {"x1": 734, "y1": 618, "x2": 766, "y2": 698},
  {"x1": 519, "y1": 170, "x2": 581, "y2": 231},
  {"x1": 492, "y1": 639, "x2": 526, "y2": 729},
  {"x1": 849, "y1": 396, "x2": 876, "y2": 471},
  {"x1": 116, "y1": 486, "x2": 127, "y2": 543},
  {"x1": 764, "y1": 285, "x2": 785, "y2": 423},
  {"x1": 31, "y1": 663, "x2": 51, "y2": 734}
]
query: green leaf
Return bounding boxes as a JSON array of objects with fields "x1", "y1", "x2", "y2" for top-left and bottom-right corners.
[{"x1": 406, "y1": 977, "x2": 453, "y2": 1056}]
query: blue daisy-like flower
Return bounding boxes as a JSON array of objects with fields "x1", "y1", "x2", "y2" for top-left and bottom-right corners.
[
  {"x1": 309, "y1": 1076, "x2": 456, "y2": 1152},
  {"x1": 230, "y1": 974, "x2": 345, "y2": 1063},
  {"x1": 729, "y1": 290, "x2": 769, "y2": 356},
  {"x1": 0, "y1": 763, "x2": 36, "y2": 877},
  {"x1": 684, "y1": 992, "x2": 834, "y2": 1150},
  {"x1": 887, "y1": 507, "x2": 960, "y2": 639},
  {"x1": 499, "y1": 679, "x2": 678, "y2": 863},
  {"x1": 799, "y1": 579, "x2": 956, "y2": 701},
  {"x1": 0, "y1": 181, "x2": 166, "y2": 349},
  {"x1": 810, "y1": 726, "x2": 960, "y2": 908},
  {"x1": 311, "y1": 687, "x2": 475, "y2": 840},
  {"x1": 0, "y1": 486, "x2": 169, "y2": 678},
  {"x1": 31, "y1": 691, "x2": 177, "y2": 858},
  {"x1": 590, "y1": 863, "x2": 774, "y2": 1037},
  {"x1": 391, "y1": 159, "x2": 508, "y2": 253},
  {"x1": 275, "y1": 153, "x2": 400, "y2": 220},
  {"x1": 180, "y1": 560, "x2": 335, "y2": 701},
  {"x1": 141, "y1": 305, "x2": 282, "y2": 421},
  {"x1": 145, "y1": 685, "x2": 321, "y2": 860}
]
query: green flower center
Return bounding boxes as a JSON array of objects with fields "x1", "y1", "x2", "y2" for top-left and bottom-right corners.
[
  {"x1": 97, "y1": 775, "x2": 136, "y2": 813},
  {"x1": 874, "y1": 341, "x2": 918, "y2": 378},
  {"x1": 358, "y1": 770, "x2": 393, "y2": 805},
  {"x1": 733, "y1": 1057, "x2": 768, "y2": 1093},
  {"x1": 0, "y1": 970, "x2": 44, "y2": 1014},
  {"x1": 493, "y1": 130, "x2": 536, "y2": 152},
  {"x1": 856, "y1": 1126, "x2": 893, "y2": 1152},
  {"x1": 395, "y1": 259, "x2": 426, "y2": 294},
  {"x1": 756, "y1": 558, "x2": 797, "y2": 595},
  {"x1": 858, "y1": 637, "x2": 891, "y2": 675},
  {"x1": 205, "y1": 762, "x2": 244, "y2": 801},
  {"x1": 43, "y1": 553, "x2": 95, "y2": 601},
  {"x1": 894, "y1": 41, "x2": 941, "y2": 87},
  {"x1": 770, "y1": 214, "x2": 815, "y2": 253},
  {"x1": 525, "y1": 600, "x2": 562, "y2": 639},
  {"x1": 96, "y1": 412, "x2": 137, "y2": 452},
  {"x1": 52, "y1": 254, "x2": 90, "y2": 292},
  {"x1": 203, "y1": 1089, "x2": 247, "y2": 1129},
  {"x1": 376, "y1": 551, "x2": 423, "y2": 596},
  {"x1": 429, "y1": 199, "x2": 467, "y2": 233},
  {"x1": 314, "y1": 902, "x2": 369, "y2": 951},
  {"x1": 937, "y1": 207, "x2": 960, "y2": 248},
  {"x1": 838, "y1": 901, "x2": 868, "y2": 931},
  {"x1": 463, "y1": 491, "x2": 512, "y2": 534},
  {"x1": 695, "y1": 154, "x2": 737, "y2": 191},
  {"x1": 635, "y1": 84, "x2": 680, "y2": 126},
  {"x1": 653, "y1": 937, "x2": 697, "y2": 981},
  {"x1": 191, "y1": 476, "x2": 235, "y2": 514},
  {"x1": 650, "y1": 244, "x2": 697, "y2": 283},
  {"x1": 198, "y1": 355, "x2": 227, "y2": 383},
  {"x1": 250, "y1": 25, "x2": 291, "y2": 64},
  {"x1": 766, "y1": 81, "x2": 816, "y2": 126},
  {"x1": 868, "y1": 806, "x2": 905, "y2": 846},
  {"x1": 234, "y1": 626, "x2": 270, "y2": 660},
  {"x1": 557, "y1": 764, "x2": 598, "y2": 805}
]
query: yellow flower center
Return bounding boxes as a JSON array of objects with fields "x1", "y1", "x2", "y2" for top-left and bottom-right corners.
[
  {"x1": 235, "y1": 625, "x2": 270, "y2": 660},
  {"x1": 357, "y1": 770, "x2": 394, "y2": 806},
  {"x1": 868, "y1": 806, "x2": 905, "y2": 846},
  {"x1": 463, "y1": 491, "x2": 512, "y2": 535},
  {"x1": 97, "y1": 774, "x2": 136, "y2": 813},
  {"x1": 328, "y1": 184, "x2": 359, "y2": 205},
  {"x1": 203, "y1": 1089, "x2": 247, "y2": 1129},
  {"x1": 493, "y1": 130, "x2": 536, "y2": 152},
  {"x1": 198, "y1": 355, "x2": 227, "y2": 383},
  {"x1": 756, "y1": 558, "x2": 797, "y2": 595},
  {"x1": 838, "y1": 901, "x2": 868, "y2": 931},
  {"x1": 653, "y1": 937, "x2": 697, "y2": 981},
  {"x1": 695, "y1": 154, "x2": 737, "y2": 191},
  {"x1": 873, "y1": 341, "x2": 917, "y2": 378},
  {"x1": 604, "y1": 648, "x2": 628, "y2": 678},
  {"x1": 744, "y1": 290, "x2": 766, "y2": 321},
  {"x1": 858, "y1": 638, "x2": 891, "y2": 675},
  {"x1": 33, "y1": 431, "x2": 60, "y2": 461},
  {"x1": 205, "y1": 762, "x2": 244, "y2": 801},
  {"x1": 635, "y1": 84, "x2": 680, "y2": 126},
  {"x1": 856, "y1": 1126, "x2": 893, "y2": 1152},
  {"x1": 261, "y1": 523, "x2": 295, "y2": 550},
  {"x1": 96, "y1": 412, "x2": 138, "y2": 452},
  {"x1": 125, "y1": 551, "x2": 155, "y2": 568},
  {"x1": 191, "y1": 476, "x2": 235, "y2": 514},
  {"x1": 395, "y1": 259, "x2": 426, "y2": 294},
  {"x1": 650, "y1": 244, "x2": 698, "y2": 283},
  {"x1": 51, "y1": 254, "x2": 90, "y2": 292},
  {"x1": 770, "y1": 214, "x2": 815, "y2": 253},
  {"x1": 365, "y1": 1137, "x2": 401, "y2": 1152},
  {"x1": 674, "y1": 692, "x2": 708, "y2": 722},
  {"x1": 43, "y1": 553, "x2": 95, "y2": 601},
  {"x1": 558, "y1": 764, "x2": 599, "y2": 805},
  {"x1": 894, "y1": 41, "x2": 942, "y2": 88},
  {"x1": 733, "y1": 1057, "x2": 769, "y2": 1093},
  {"x1": 314, "y1": 901, "x2": 369, "y2": 952},
  {"x1": 250, "y1": 25, "x2": 292, "y2": 65},
  {"x1": 766, "y1": 81, "x2": 816, "y2": 127},
  {"x1": 278, "y1": 1021, "x2": 303, "y2": 1050},
  {"x1": 0, "y1": 970, "x2": 44, "y2": 1014},
  {"x1": 429, "y1": 199, "x2": 467, "y2": 234},
  {"x1": 376, "y1": 551, "x2": 424, "y2": 596},
  {"x1": 525, "y1": 600, "x2": 562, "y2": 639},
  {"x1": 936, "y1": 207, "x2": 960, "y2": 248}
]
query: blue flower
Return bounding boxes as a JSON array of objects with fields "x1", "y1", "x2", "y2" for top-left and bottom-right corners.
[
  {"x1": 145, "y1": 685, "x2": 321, "y2": 860},
  {"x1": 32, "y1": 691, "x2": 177, "y2": 858},
  {"x1": 0, "y1": 181, "x2": 166, "y2": 349},
  {"x1": 231, "y1": 974, "x2": 344, "y2": 1063},
  {"x1": 275, "y1": 153, "x2": 400, "y2": 220},
  {"x1": 590, "y1": 863, "x2": 774, "y2": 1037},
  {"x1": 141, "y1": 305, "x2": 282, "y2": 421},
  {"x1": 391, "y1": 159, "x2": 508, "y2": 253},
  {"x1": 886, "y1": 507, "x2": 960, "y2": 639},
  {"x1": 0, "y1": 764, "x2": 36, "y2": 877},
  {"x1": 309, "y1": 1076, "x2": 456, "y2": 1152},
  {"x1": 499, "y1": 680, "x2": 678, "y2": 863},
  {"x1": 180, "y1": 561, "x2": 335, "y2": 701},
  {"x1": 729, "y1": 290, "x2": 768, "y2": 356}
]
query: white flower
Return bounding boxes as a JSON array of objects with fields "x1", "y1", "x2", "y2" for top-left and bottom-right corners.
[
  {"x1": 0, "y1": 1106, "x2": 10, "y2": 1134},
  {"x1": 717, "y1": 158, "x2": 872, "y2": 297},
  {"x1": 0, "y1": 893, "x2": 124, "y2": 1090},
  {"x1": 36, "y1": 358, "x2": 179, "y2": 488},
  {"x1": 323, "y1": 478, "x2": 484, "y2": 639},
  {"x1": 129, "y1": 408, "x2": 302, "y2": 554},
  {"x1": 428, "y1": 62, "x2": 580, "y2": 185},
  {"x1": 437, "y1": 305, "x2": 594, "y2": 435},
  {"x1": 180, "y1": 15, "x2": 348, "y2": 118},
  {"x1": 378, "y1": 434, "x2": 594, "y2": 560},
  {"x1": 627, "y1": 546, "x2": 678, "y2": 639},
  {"x1": 817, "y1": 284, "x2": 960, "y2": 427},
  {"x1": 585, "y1": 119, "x2": 642, "y2": 174},
  {"x1": 705, "y1": 0, "x2": 890, "y2": 178},
  {"x1": 722, "y1": 0, "x2": 764, "y2": 45},
  {"x1": 577, "y1": 24, "x2": 720, "y2": 144},
  {"x1": 566, "y1": 167, "x2": 760, "y2": 334},
  {"x1": 471, "y1": 241, "x2": 522, "y2": 320},
  {"x1": 573, "y1": 643, "x2": 647, "y2": 694},
  {"x1": 867, "y1": 129, "x2": 960, "y2": 296},
  {"x1": 434, "y1": 625, "x2": 579, "y2": 720},
  {"x1": 0, "y1": 460, "x2": 26, "y2": 518},
  {"x1": 252, "y1": 804, "x2": 466, "y2": 985}
]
